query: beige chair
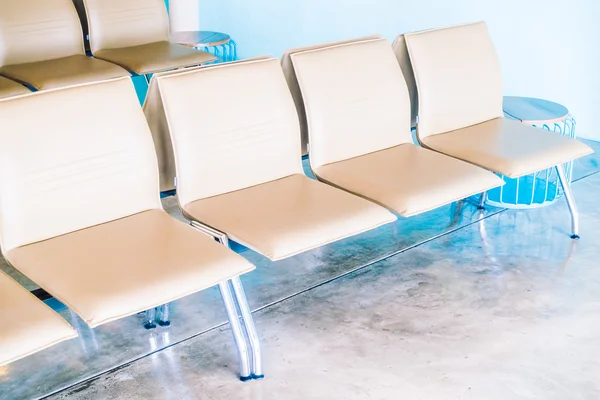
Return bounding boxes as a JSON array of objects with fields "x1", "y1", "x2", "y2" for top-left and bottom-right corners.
[
  {"x1": 0, "y1": 0, "x2": 129, "y2": 90},
  {"x1": 83, "y1": 0, "x2": 216, "y2": 76},
  {"x1": 153, "y1": 58, "x2": 397, "y2": 261},
  {"x1": 0, "y1": 78, "x2": 262, "y2": 380},
  {"x1": 0, "y1": 272, "x2": 77, "y2": 366},
  {"x1": 144, "y1": 57, "x2": 271, "y2": 192},
  {"x1": 0, "y1": 76, "x2": 30, "y2": 99},
  {"x1": 405, "y1": 21, "x2": 593, "y2": 238},
  {"x1": 290, "y1": 39, "x2": 503, "y2": 217},
  {"x1": 281, "y1": 35, "x2": 381, "y2": 155},
  {"x1": 391, "y1": 34, "x2": 418, "y2": 128}
]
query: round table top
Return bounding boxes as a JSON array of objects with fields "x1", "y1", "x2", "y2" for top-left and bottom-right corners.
[
  {"x1": 171, "y1": 31, "x2": 231, "y2": 48},
  {"x1": 503, "y1": 96, "x2": 569, "y2": 124}
]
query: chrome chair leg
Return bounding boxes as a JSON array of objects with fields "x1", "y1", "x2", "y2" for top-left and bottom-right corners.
[
  {"x1": 144, "y1": 307, "x2": 157, "y2": 330},
  {"x1": 157, "y1": 303, "x2": 171, "y2": 326},
  {"x1": 231, "y1": 276, "x2": 264, "y2": 379},
  {"x1": 555, "y1": 164, "x2": 580, "y2": 239},
  {"x1": 219, "y1": 280, "x2": 252, "y2": 381},
  {"x1": 478, "y1": 191, "x2": 487, "y2": 210}
]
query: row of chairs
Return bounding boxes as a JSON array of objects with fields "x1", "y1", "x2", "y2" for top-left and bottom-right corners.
[
  {"x1": 0, "y1": 22, "x2": 592, "y2": 383},
  {"x1": 0, "y1": 0, "x2": 213, "y2": 95}
]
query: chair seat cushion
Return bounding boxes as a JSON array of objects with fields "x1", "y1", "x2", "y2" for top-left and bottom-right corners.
[
  {"x1": 0, "y1": 272, "x2": 77, "y2": 366},
  {"x1": 315, "y1": 144, "x2": 503, "y2": 217},
  {"x1": 0, "y1": 55, "x2": 130, "y2": 91},
  {"x1": 183, "y1": 174, "x2": 397, "y2": 261},
  {"x1": 0, "y1": 76, "x2": 29, "y2": 99},
  {"x1": 5, "y1": 210, "x2": 254, "y2": 328},
  {"x1": 94, "y1": 42, "x2": 217, "y2": 75},
  {"x1": 422, "y1": 117, "x2": 594, "y2": 178}
]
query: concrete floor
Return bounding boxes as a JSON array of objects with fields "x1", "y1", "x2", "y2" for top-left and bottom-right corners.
[{"x1": 1, "y1": 142, "x2": 599, "y2": 400}]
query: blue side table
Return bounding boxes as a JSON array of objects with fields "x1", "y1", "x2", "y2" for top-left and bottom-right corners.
[
  {"x1": 486, "y1": 96, "x2": 576, "y2": 209},
  {"x1": 171, "y1": 31, "x2": 237, "y2": 63}
]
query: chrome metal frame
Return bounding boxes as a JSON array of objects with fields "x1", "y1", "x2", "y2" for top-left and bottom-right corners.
[
  {"x1": 219, "y1": 280, "x2": 252, "y2": 380},
  {"x1": 478, "y1": 191, "x2": 488, "y2": 210},
  {"x1": 190, "y1": 220, "x2": 264, "y2": 380},
  {"x1": 157, "y1": 303, "x2": 170, "y2": 326},
  {"x1": 144, "y1": 307, "x2": 157, "y2": 330},
  {"x1": 555, "y1": 164, "x2": 580, "y2": 239}
]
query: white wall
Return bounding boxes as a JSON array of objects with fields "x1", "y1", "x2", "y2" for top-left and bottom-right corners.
[{"x1": 173, "y1": 0, "x2": 600, "y2": 140}]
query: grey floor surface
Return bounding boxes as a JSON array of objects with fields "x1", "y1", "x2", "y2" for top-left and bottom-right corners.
[{"x1": 1, "y1": 140, "x2": 599, "y2": 400}]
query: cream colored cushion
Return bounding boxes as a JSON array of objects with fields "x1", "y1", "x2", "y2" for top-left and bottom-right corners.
[
  {"x1": 144, "y1": 57, "x2": 271, "y2": 192},
  {"x1": 291, "y1": 38, "x2": 503, "y2": 214},
  {"x1": 405, "y1": 22, "x2": 504, "y2": 138},
  {"x1": 422, "y1": 117, "x2": 594, "y2": 178},
  {"x1": 281, "y1": 35, "x2": 381, "y2": 155},
  {"x1": 155, "y1": 58, "x2": 304, "y2": 206},
  {"x1": 0, "y1": 0, "x2": 85, "y2": 65},
  {"x1": 84, "y1": 0, "x2": 169, "y2": 53},
  {"x1": 0, "y1": 76, "x2": 29, "y2": 99},
  {"x1": 291, "y1": 39, "x2": 411, "y2": 170},
  {"x1": 316, "y1": 144, "x2": 503, "y2": 217},
  {"x1": 0, "y1": 272, "x2": 77, "y2": 366},
  {"x1": 391, "y1": 34, "x2": 418, "y2": 128},
  {"x1": 183, "y1": 174, "x2": 396, "y2": 261},
  {"x1": 156, "y1": 57, "x2": 396, "y2": 260},
  {"x1": 0, "y1": 78, "x2": 161, "y2": 252},
  {"x1": 0, "y1": 55, "x2": 129, "y2": 90},
  {"x1": 6, "y1": 210, "x2": 255, "y2": 327},
  {"x1": 94, "y1": 41, "x2": 216, "y2": 75}
]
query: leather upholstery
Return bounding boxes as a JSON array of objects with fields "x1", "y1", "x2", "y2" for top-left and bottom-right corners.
[
  {"x1": 183, "y1": 174, "x2": 396, "y2": 261},
  {"x1": 155, "y1": 58, "x2": 397, "y2": 260},
  {"x1": 291, "y1": 39, "x2": 411, "y2": 169},
  {"x1": 94, "y1": 41, "x2": 216, "y2": 75},
  {"x1": 0, "y1": 76, "x2": 29, "y2": 99},
  {"x1": 281, "y1": 35, "x2": 381, "y2": 155},
  {"x1": 391, "y1": 34, "x2": 418, "y2": 128},
  {"x1": 422, "y1": 117, "x2": 594, "y2": 178},
  {"x1": 144, "y1": 57, "x2": 271, "y2": 192},
  {"x1": 0, "y1": 0, "x2": 129, "y2": 89},
  {"x1": 0, "y1": 78, "x2": 255, "y2": 328},
  {"x1": 406, "y1": 22, "x2": 593, "y2": 176},
  {"x1": 83, "y1": 0, "x2": 215, "y2": 74},
  {"x1": 405, "y1": 22, "x2": 504, "y2": 138},
  {"x1": 315, "y1": 144, "x2": 502, "y2": 217},
  {"x1": 0, "y1": 0, "x2": 84, "y2": 65},
  {"x1": 6, "y1": 210, "x2": 255, "y2": 327},
  {"x1": 291, "y1": 39, "x2": 503, "y2": 214},
  {"x1": 84, "y1": 0, "x2": 170, "y2": 53},
  {"x1": 0, "y1": 271, "x2": 77, "y2": 366},
  {"x1": 155, "y1": 58, "x2": 304, "y2": 206},
  {"x1": 0, "y1": 78, "x2": 160, "y2": 252},
  {"x1": 0, "y1": 55, "x2": 129, "y2": 90}
]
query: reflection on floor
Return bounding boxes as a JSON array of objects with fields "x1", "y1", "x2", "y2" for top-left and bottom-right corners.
[{"x1": 1, "y1": 140, "x2": 599, "y2": 400}]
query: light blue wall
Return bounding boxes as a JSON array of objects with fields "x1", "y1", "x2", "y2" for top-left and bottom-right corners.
[{"x1": 194, "y1": 0, "x2": 600, "y2": 140}]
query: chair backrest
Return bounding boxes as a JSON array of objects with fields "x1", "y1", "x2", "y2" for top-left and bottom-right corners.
[
  {"x1": 405, "y1": 21, "x2": 504, "y2": 139},
  {"x1": 83, "y1": 0, "x2": 170, "y2": 53},
  {"x1": 143, "y1": 56, "x2": 271, "y2": 192},
  {"x1": 391, "y1": 34, "x2": 418, "y2": 128},
  {"x1": 155, "y1": 58, "x2": 303, "y2": 207},
  {"x1": 0, "y1": 78, "x2": 161, "y2": 252},
  {"x1": 281, "y1": 35, "x2": 381, "y2": 155},
  {"x1": 0, "y1": 0, "x2": 85, "y2": 66},
  {"x1": 291, "y1": 39, "x2": 412, "y2": 170}
]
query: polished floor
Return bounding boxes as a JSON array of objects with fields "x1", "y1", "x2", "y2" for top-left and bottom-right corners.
[{"x1": 1, "y1": 141, "x2": 600, "y2": 400}]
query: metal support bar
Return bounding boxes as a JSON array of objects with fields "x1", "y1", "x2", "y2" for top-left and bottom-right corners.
[
  {"x1": 555, "y1": 164, "x2": 580, "y2": 239},
  {"x1": 478, "y1": 191, "x2": 488, "y2": 210},
  {"x1": 219, "y1": 281, "x2": 252, "y2": 381},
  {"x1": 144, "y1": 308, "x2": 157, "y2": 330},
  {"x1": 231, "y1": 276, "x2": 264, "y2": 379},
  {"x1": 157, "y1": 303, "x2": 171, "y2": 326}
]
